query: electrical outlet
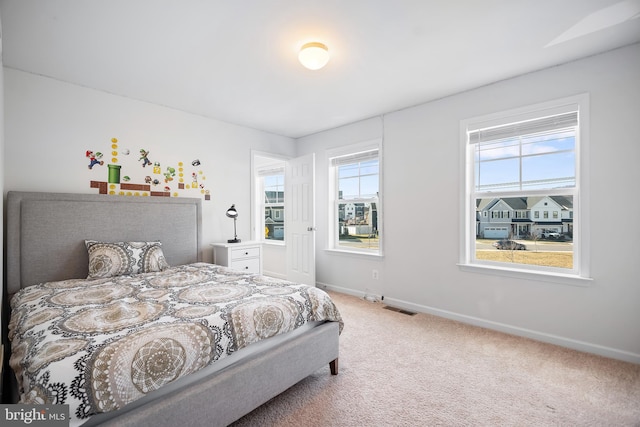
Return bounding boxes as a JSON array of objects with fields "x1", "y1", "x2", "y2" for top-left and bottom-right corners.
[{"x1": 372, "y1": 269, "x2": 379, "y2": 280}]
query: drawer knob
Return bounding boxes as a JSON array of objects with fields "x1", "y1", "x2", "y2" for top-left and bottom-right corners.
[
  {"x1": 245, "y1": 251, "x2": 249, "y2": 255},
  {"x1": 245, "y1": 266, "x2": 249, "y2": 269}
]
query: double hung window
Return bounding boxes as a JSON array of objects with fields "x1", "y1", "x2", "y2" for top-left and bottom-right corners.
[
  {"x1": 461, "y1": 95, "x2": 590, "y2": 282},
  {"x1": 262, "y1": 173, "x2": 285, "y2": 241},
  {"x1": 253, "y1": 154, "x2": 286, "y2": 243},
  {"x1": 328, "y1": 143, "x2": 382, "y2": 255}
]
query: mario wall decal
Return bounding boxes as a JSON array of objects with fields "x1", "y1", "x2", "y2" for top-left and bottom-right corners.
[
  {"x1": 86, "y1": 150, "x2": 104, "y2": 169},
  {"x1": 85, "y1": 137, "x2": 211, "y2": 200}
]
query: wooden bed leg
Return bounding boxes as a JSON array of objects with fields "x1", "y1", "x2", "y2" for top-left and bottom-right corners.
[{"x1": 330, "y1": 358, "x2": 339, "y2": 375}]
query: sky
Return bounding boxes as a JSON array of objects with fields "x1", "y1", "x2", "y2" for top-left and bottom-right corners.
[{"x1": 475, "y1": 131, "x2": 575, "y2": 192}]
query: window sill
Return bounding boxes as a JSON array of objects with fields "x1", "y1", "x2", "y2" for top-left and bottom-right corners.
[
  {"x1": 260, "y1": 240, "x2": 285, "y2": 246},
  {"x1": 324, "y1": 248, "x2": 384, "y2": 259},
  {"x1": 457, "y1": 263, "x2": 592, "y2": 287}
]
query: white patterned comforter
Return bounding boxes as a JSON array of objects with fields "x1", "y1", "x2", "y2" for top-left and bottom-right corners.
[{"x1": 8, "y1": 262, "x2": 343, "y2": 425}]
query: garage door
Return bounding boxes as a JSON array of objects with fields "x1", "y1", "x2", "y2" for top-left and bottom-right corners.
[{"x1": 484, "y1": 227, "x2": 508, "y2": 238}]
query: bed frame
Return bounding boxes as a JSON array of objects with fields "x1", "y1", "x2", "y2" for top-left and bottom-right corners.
[{"x1": 3, "y1": 191, "x2": 339, "y2": 426}]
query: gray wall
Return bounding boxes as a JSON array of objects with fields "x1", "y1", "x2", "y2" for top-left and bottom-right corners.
[
  {"x1": 297, "y1": 43, "x2": 640, "y2": 363},
  {"x1": 2, "y1": 69, "x2": 296, "y2": 263}
]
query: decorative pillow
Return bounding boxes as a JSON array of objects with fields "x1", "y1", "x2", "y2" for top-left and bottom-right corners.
[{"x1": 85, "y1": 240, "x2": 170, "y2": 279}]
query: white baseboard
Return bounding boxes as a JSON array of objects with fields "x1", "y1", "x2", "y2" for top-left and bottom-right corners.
[
  {"x1": 317, "y1": 282, "x2": 362, "y2": 297},
  {"x1": 318, "y1": 281, "x2": 640, "y2": 365}
]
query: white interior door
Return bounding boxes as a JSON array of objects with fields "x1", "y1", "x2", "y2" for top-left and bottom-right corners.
[{"x1": 285, "y1": 153, "x2": 315, "y2": 286}]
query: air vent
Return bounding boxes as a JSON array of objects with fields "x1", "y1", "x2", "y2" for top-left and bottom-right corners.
[{"x1": 383, "y1": 306, "x2": 416, "y2": 316}]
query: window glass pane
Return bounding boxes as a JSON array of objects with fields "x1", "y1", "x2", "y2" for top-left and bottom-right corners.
[
  {"x1": 338, "y1": 163, "x2": 360, "y2": 179},
  {"x1": 265, "y1": 191, "x2": 284, "y2": 203},
  {"x1": 476, "y1": 138, "x2": 520, "y2": 162},
  {"x1": 331, "y1": 148, "x2": 381, "y2": 254},
  {"x1": 359, "y1": 159, "x2": 379, "y2": 175},
  {"x1": 337, "y1": 202, "x2": 379, "y2": 250},
  {"x1": 338, "y1": 160, "x2": 379, "y2": 199},
  {"x1": 520, "y1": 131, "x2": 574, "y2": 156},
  {"x1": 475, "y1": 129, "x2": 575, "y2": 193},
  {"x1": 475, "y1": 157, "x2": 520, "y2": 192},
  {"x1": 474, "y1": 195, "x2": 573, "y2": 269},
  {"x1": 264, "y1": 205, "x2": 284, "y2": 240},
  {"x1": 263, "y1": 175, "x2": 280, "y2": 186},
  {"x1": 521, "y1": 152, "x2": 575, "y2": 189},
  {"x1": 360, "y1": 174, "x2": 379, "y2": 198},
  {"x1": 264, "y1": 174, "x2": 284, "y2": 203},
  {"x1": 338, "y1": 177, "x2": 359, "y2": 199},
  {"x1": 258, "y1": 166, "x2": 284, "y2": 241},
  {"x1": 264, "y1": 192, "x2": 276, "y2": 203}
]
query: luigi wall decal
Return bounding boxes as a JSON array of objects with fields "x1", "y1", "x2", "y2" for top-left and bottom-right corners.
[{"x1": 139, "y1": 149, "x2": 152, "y2": 167}]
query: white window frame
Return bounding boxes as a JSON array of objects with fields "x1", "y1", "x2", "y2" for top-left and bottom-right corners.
[
  {"x1": 459, "y1": 94, "x2": 591, "y2": 286},
  {"x1": 251, "y1": 151, "x2": 287, "y2": 245},
  {"x1": 327, "y1": 140, "x2": 383, "y2": 257}
]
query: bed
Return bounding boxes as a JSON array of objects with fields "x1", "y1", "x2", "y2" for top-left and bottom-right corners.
[{"x1": 3, "y1": 191, "x2": 342, "y2": 426}]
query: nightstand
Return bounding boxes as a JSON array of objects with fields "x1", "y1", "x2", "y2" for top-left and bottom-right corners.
[{"x1": 211, "y1": 241, "x2": 262, "y2": 274}]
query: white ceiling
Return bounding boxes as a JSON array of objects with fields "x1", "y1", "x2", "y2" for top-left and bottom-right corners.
[{"x1": 1, "y1": 0, "x2": 639, "y2": 138}]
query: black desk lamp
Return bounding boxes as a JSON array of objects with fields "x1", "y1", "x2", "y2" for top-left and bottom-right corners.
[{"x1": 226, "y1": 204, "x2": 241, "y2": 243}]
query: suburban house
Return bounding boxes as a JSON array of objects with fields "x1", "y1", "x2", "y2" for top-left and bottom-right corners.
[
  {"x1": 339, "y1": 202, "x2": 378, "y2": 237},
  {"x1": 477, "y1": 196, "x2": 573, "y2": 239},
  {"x1": 264, "y1": 190, "x2": 285, "y2": 240}
]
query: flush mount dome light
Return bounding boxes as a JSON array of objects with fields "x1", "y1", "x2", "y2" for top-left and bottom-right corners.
[{"x1": 298, "y1": 42, "x2": 330, "y2": 70}]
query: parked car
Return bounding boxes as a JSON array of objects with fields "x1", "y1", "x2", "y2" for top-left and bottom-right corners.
[
  {"x1": 493, "y1": 240, "x2": 526, "y2": 250},
  {"x1": 542, "y1": 231, "x2": 561, "y2": 239}
]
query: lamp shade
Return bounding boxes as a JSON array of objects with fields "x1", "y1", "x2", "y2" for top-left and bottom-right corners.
[
  {"x1": 298, "y1": 42, "x2": 330, "y2": 70},
  {"x1": 226, "y1": 204, "x2": 238, "y2": 218}
]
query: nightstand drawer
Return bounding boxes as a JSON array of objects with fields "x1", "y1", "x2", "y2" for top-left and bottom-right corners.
[
  {"x1": 211, "y1": 242, "x2": 263, "y2": 275},
  {"x1": 231, "y1": 247, "x2": 260, "y2": 260},
  {"x1": 230, "y1": 257, "x2": 261, "y2": 274}
]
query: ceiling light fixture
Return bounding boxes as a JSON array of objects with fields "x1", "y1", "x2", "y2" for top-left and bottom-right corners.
[{"x1": 298, "y1": 42, "x2": 330, "y2": 70}]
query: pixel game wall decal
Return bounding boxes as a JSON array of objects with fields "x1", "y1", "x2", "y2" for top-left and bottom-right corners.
[{"x1": 86, "y1": 137, "x2": 211, "y2": 200}]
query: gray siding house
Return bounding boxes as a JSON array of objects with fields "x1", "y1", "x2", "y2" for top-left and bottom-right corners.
[{"x1": 477, "y1": 196, "x2": 573, "y2": 239}]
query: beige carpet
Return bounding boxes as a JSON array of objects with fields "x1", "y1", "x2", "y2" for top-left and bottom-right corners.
[{"x1": 231, "y1": 291, "x2": 640, "y2": 426}]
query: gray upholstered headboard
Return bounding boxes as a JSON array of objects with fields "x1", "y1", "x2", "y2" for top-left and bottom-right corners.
[{"x1": 5, "y1": 191, "x2": 202, "y2": 294}]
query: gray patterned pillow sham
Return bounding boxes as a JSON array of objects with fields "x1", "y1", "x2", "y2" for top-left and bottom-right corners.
[{"x1": 85, "y1": 240, "x2": 170, "y2": 278}]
